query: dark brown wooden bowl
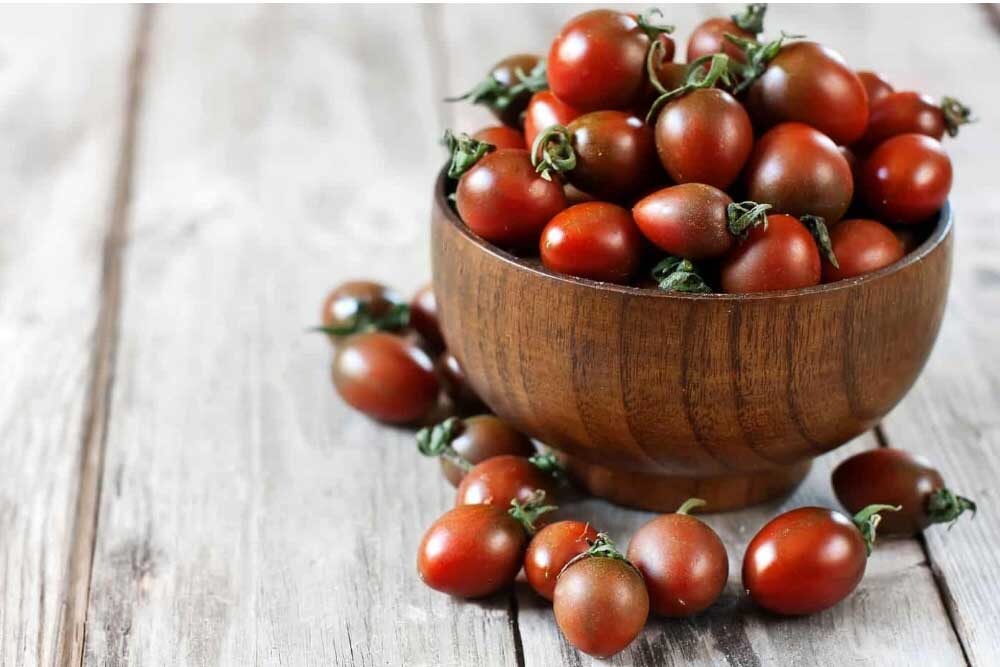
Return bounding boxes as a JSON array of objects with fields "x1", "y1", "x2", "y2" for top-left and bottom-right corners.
[{"x1": 431, "y1": 171, "x2": 953, "y2": 512}]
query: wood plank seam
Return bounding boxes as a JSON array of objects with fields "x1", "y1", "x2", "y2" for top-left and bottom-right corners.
[
  {"x1": 54, "y1": 7, "x2": 153, "y2": 667},
  {"x1": 875, "y1": 424, "x2": 972, "y2": 666}
]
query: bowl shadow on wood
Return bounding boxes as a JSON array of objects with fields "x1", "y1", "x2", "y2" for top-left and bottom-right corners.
[{"x1": 431, "y1": 170, "x2": 953, "y2": 512}]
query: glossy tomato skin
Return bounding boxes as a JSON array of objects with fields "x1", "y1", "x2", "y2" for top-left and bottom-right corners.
[
  {"x1": 745, "y1": 123, "x2": 854, "y2": 222},
  {"x1": 548, "y1": 10, "x2": 650, "y2": 111},
  {"x1": 564, "y1": 111, "x2": 657, "y2": 200},
  {"x1": 686, "y1": 16, "x2": 754, "y2": 64},
  {"x1": 654, "y1": 88, "x2": 753, "y2": 190},
  {"x1": 321, "y1": 281, "x2": 401, "y2": 333},
  {"x1": 525, "y1": 521, "x2": 600, "y2": 601},
  {"x1": 627, "y1": 513, "x2": 729, "y2": 617},
  {"x1": 856, "y1": 71, "x2": 894, "y2": 109},
  {"x1": 743, "y1": 507, "x2": 868, "y2": 615},
  {"x1": 721, "y1": 214, "x2": 821, "y2": 293},
  {"x1": 473, "y1": 125, "x2": 527, "y2": 150},
  {"x1": 435, "y1": 351, "x2": 484, "y2": 414},
  {"x1": 861, "y1": 134, "x2": 952, "y2": 224},
  {"x1": 823, "y1": 219, "x2": 904, "y2": 282},
  {"x1": 417, "y1": 504, "x2": 527, "y2": 598},
  {"x1": 860, "y1": 91, "x2": 946, "y2": 148},
  {"x1": 540, "y1": 203, "x2": 643, "y2": 283},
  {"x1": 409, "y1": 284, "x2": 443, "y2": 351},
  {"x1": 833, "y1": 449, "x2": 945, "y2": 535},
  {"x1": 747, "y1": 42, "x2": 869, "y2": 146},
  {"x1": 484, "y1": 54, "x2": 543, "y2": 127},
  {"x1": 456, "y1": 149, "x2": 567, "y2": 248},
  {"x1": 554, "y1": 556, "x2": 649, "y2": 658},
  {"x1": 332, "y1": 332, "x2": 438, "y2": 423},
  {"x1": 523, "y1": 91, "x2": 584, "y2": 151},
  {"x1": 456, "y1": 455, "x2": 556, "y2": 508},
  {"x1": 440, "y1": 415, "x2": 536, "y2": 487},
  {"x1": 633, "y1": 184, "x2": 734, "y2": 259}
]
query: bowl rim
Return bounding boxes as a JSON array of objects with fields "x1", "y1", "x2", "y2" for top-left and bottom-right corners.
[{"x1": 435, "y1": 168, "x2": 953, "y2": 301}]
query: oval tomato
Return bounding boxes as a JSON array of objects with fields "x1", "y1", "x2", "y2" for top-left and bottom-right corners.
[
  {"x1": 720, "y1": 213, "x2": 821, "y2": 293},
  {"x1": 540, "y1": 202, "x2": 643, "y2": 283},
  {"x1": 633, "y1": 183, "x2": 736, "y2": 260},
  {"x1": 856, "y1": 70, "x2": 894, "y2": 109},
  {"x1": 687, "y1": 13, "x2": 760, "y2": 64},
  {"x1": 473, "y1": 125, "x2": 526, "y2": 150},
  {"x1": 451, "y1": 54, "x2": 543, "y2": 128},
  {"x1": 860, "y1": 134, "x2": 952, "y2": 224},
  {"x1": 409, "y1": 284, "x2": 443, "y2": 351},
  {"x1": 822, "y1": 219, "x2": 904, "y2": 282},
  {"x1": 320, "y1": 281, "x2": 403, "y2": 339},
  {"x1": 523, "y1": 90, "x2": 584, "y2": 150},
  {"x1": 556, "y1": 111, "x2": 658, "y2": 200},
  {"x1": 861, "y1": 91, "x2": 971, "y2": 148},
  {"x1": 435, "y1": 351, "x2": 484, "y2": 413},
  {"x1": 456, "y1": 454, "x2": 558, "y2": 508},
  {"x1": 524, "y1": 520, "x2": 600, "y2": 601},
  {"x1": 417, "y1": 415, "x2": 536, "y2": 487}
]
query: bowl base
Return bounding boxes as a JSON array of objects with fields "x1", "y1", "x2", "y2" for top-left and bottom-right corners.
[{"x1": 562, "y1": 456, "x2": 811, "y2": 513}]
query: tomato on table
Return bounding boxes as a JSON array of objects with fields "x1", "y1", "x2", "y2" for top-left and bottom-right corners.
[
  {"x1": 832, "y1": 448, "x2": 976, "y2": 535},
  {"x1": 523, "y1": 90, "x2": 584, "y2": 152},
  {"x1": 525, "y1": 520, "x2": 600, "y2": 601},
  {"x1": 540, "y1": 202, "x2": 643, "y2": 284},
  {"x1": 860, "y1": 133, "x2": 952, "y2": 224},
  {"x1": 320, "y1": 281, "x2": 405, "y2": 339},
  {"x1": 417, "y1": 415, "x2": 536, "y2": 487},
  {"x1": 435, "y1": 351, "x2": 484, "y2": 414},
  {"x1": 822, "y1": 218, "x2": 905, "y2": 282},
  {"x1": 720, "y1": 213, "x2": 822, "y2": 293},
  {"x1": 456, "y1": 453, "x2": 560, "y2": 508},
  {"x1": 408, "y1": 284, "x2": 443, "y2": 351}
]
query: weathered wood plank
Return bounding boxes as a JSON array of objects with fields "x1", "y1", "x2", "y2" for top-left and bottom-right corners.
[
  {"x1": 0, "y1": 7, "x2": 135, "y2": 667},
  {"x1": 81, "y1": 6, "x2": 518, "y2": 666}
]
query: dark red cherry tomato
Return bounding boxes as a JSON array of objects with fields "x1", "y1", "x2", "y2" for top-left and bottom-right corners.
[
  {"x1": 320, "y1": 281, "x2": 404, "y2": 338},
  {"x1": 453, "y1": 54, "x2": 543, "y2": 128},
  {"x1": 822, "y1": 219, "x2": 904, "y2": 282},
  {"x1": 745, "y1": 122, "x2": 854, "y2": 223},
  {"x1": 861, "y1": 91, "x2": 972, "y2": 149},
  {"x1": 473, "y1": 125, "x2": 526, "y2": 150},
  {"x1": 721, "y1": 214, "x2": 821, "y2": 293},
  {"x1": 653, "y1": 88, "x2": 753, "y2": 190},
  {"x1": 633, "y1": 183, "x2": 740, "y2": 260},
  {"x1": 523, "y1": 90, "x2": 584, "y2": 152},
  {"x1": 409, "y1": 284, "x2": 443, "y2": 351},
  {"x1": 861, "y1": 134, "x2": 952, "y2": 224},
  {"x1": 417, "y1": 415, "x2": 536, "y2": 487},
  {"x1": 456, "y1": 149, "x2": 567, "y2": 248},
  {"x1": 418, "y1": 498, "x2": 553, "y2": 598},
  {"x1": 435, "y1": 351, "x2": 484, "y2": 413},
  {"x1": 525, "y1": 520, "x2": 600, "y2": 601},
  {"x1": 686, "y1": 8, "x2": 762, "y2": 64},
  {"x1": 456, "y1": 454, "x2": 557, "y2": 507},
  {"x1": 743, "y1": 505, "x2": 896, "y2": 615},
  {"x1": 627, "y1": 499, "x2": 728, "y2": 617},
  {"x1": 856, "y1": 71, "x2": 894, "y2": 109},
  {"x1": 332, "y1": 332, "x2": 438, "y2": 423},
  {"x1": 548, "y1": 10, "x2": 659, "y2": 111},
  {"x1": 554, "y1": 535, "x2": 649, "y2": 658},
  {"x1": 746, "y1": 41, "x2": 869, "y2": 146},
  {"x1": 540, "y1": 202, "x2": 643, "y2": 283},
  {"x1": 833, "y1": 448, "x2": 976, "y2": 535}
]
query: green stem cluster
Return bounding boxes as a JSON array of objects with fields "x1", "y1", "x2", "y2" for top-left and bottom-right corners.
[
  {"x1": 652, "y1": 256, "x2": 712, "y2": 294},
  {"x1": 927, "y1": 488, "x2": 977, "y2": 528},
  {"x1": 446, "y1": 60, "x2": 548, "y2": 114},
  {"x1": 443, "y1": 130, "x2": 495, "y2": 180},
  {"x1": 647, "y1": 52, "x2": 733, "y2": 123},
  {"x1": 728, "y1": 201, "x2": 771, "y2": 237},
  {"x1": 800, "y1": 215, "x2": 839, "y2": 269},
  {"x1": 314, "y1": 302, "x2": 410, "y2": 338},
  {"x1": 852, "y1": 504, "x2": 901, "y2": 556},
  {"x1": 508, "y1": 490, "x2": 557, "y2": 535},
  {"x1": 415, "y1": 417, "x2": 472, "y2": 472},
  {"x1": 530, "y1": 125, "x2": 576, "y2": 182},
  {"x1": 941, "y1": 96, "x2": 974, "y2": 137}
]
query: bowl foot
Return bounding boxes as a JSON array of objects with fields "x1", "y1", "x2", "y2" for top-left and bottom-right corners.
[{"x1": 562, "y1": 456, "x2": 811, "y2": 513}]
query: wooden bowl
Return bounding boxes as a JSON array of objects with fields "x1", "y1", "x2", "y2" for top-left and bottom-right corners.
[{"x1": 431, "y1": 172, "x2": 953, "y2": 512}]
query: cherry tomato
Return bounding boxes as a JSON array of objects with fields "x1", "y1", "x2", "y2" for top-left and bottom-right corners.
[
  {"x1": 861, "y1": 91, "x2": 971, "y2": 149},
  {"x1": 409, "y1": 284, "x2": 443, "y2": 351},
  {"x1": 417, "y1": 415, "x2": 536, "y2": 487},
  {"x1": 548, "y1": 10, "x2": 657, "y2": 111},
  {"x1": 627, "y1": 499, "x2": 728, "y2": 617},
  {"x1": 540, "y1": 203, "x2": 643, "y2": 283},
  {"x1": 633, "y1": 183, "x2": 738, "y2": 259},
  {"x1": 856, "y1": 71, "x2": 894, "y2": 109},
  {"x1": 653, "y1": 88, "x2": 753, "y2": 190},
  {"x1": 454, "y1": 54, "x2": 543, "y2": 128},
  {"x1": 833, "y1": 448, "x2": 976, "y2": 535},
  {"x1": 435, "y1": 351, "x2": 484, "y2": 413},
  {"x1": 554, "y1": 536, "x2": 649, "y2": 658},
  {"x1": 523, "y1": 91, "x2": 584, "y2": 155},
  {"x1": 456, "y1": 454, "x2": 557, "y2": 508},
  {"x1": 745, "y1": 122, "x2": 854, "y2": 223},
  {"x1": 473, "y1": 125, "x2": 526, "y2": 150},
  {"x1": 525, "y1": 520, "x2": 600, "y2": 601},
  {"x1": 822, "y1": 219, "x2": 904, "y2": 282},
  {"x1": 687, "y1": 16, "x2": 755, "y2": 64},
  {"x1": 320, "y1": 281, "x2": 403, "y2": 338},
  {"x1": 555, "y1": 111, "x2": 657, "y2": 200},
  {"x1": 721, "y1": 214, "x2": 821, "y2": 293},
  {"x1": 746, "y1": 41, "x2": 869, "y2": 146},
  {"x1": 332, "y1": 332, "x2": 438, "y2": 423},
  {"x1": 418, "y1": 498, "x2": 552, "y2": 598},
  {"x1": 860, "y1": 134, "x2": 952, "y2": 224},
  {"x1": 743, "y1": 505, "x2": 896, "y2": 615},
  {"x1": 456, "y1": 149, "x2": 567, "y2": 248}
]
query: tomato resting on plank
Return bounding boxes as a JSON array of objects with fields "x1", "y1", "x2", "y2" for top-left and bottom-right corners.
[
  {"x1": 319, "y1": 281, "x2": 406, "y2": 339},
  {"x1": 417, "y1": 415, "x2": 536, "y2": 487},
  {"x1": 456, "y1": 453, "x2": 561, "y2": 508},
  {"x1": 525, "y1": 520, "x2": 600, "y2": 601}
]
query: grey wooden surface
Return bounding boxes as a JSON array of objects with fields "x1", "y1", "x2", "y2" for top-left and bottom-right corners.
[{"x1": 0, "y1": 4, "x2": 997, "y2": 666}]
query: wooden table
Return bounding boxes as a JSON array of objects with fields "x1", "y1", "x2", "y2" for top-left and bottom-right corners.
[{"x1": 3, "y1": 5, "x2": 998, "y2": 666}]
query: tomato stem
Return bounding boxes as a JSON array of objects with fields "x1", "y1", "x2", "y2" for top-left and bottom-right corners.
[
  {"x1": 926, "y1": 488, "x2": 977, "y2": 528},
  {"x1": 529, "y1": 452, "x2": 565, "y2": 478},
  {"x1": 312, "y1": 302, "x2": 410, "y2": 338},
  {"x1": 676, "y1": 498, "x2": 707, "y2": 515},
  {"x1": 732, "y1": 3, "x2": 768, "y2": 35},
  {"x1": 852, "y1": 504, "x2": 901, "y2": 556},
  {"x1": 531, "y1": 125, "x2": 576, "y2": 181},
  {"x1": 941, "y1": 96, "x2": 974, "y2": 137},
  {"x1": 416, "y1": 417, "x2": 473, "y2": 472},
  {"x1": 801, "y1": 215, "x2": 839, "y2": 268},
  {"x1": 508, "y1": 490, "x2": 557, "y2": 536},
  {"x1": 727, "y1": 201, "x2": 771, "y2": 238},
  {"x1": 636, "y1": 8, "x2": 675, "y2": 40},
  {"x1": 646, "y1": 53, "x2": 732, "y2": 124},
  {"x1": 725, "y1": 30, "x2": 803, "y2": 95},
  {"x1": 443, "y1": 130, "x2": 496, "y2": 180},
  {"x1": 445, "y1": 60, "x2": 548, "y2": 113},
  {"x1": 645, "y1": 38, "x2": 671, "y2": 96},
  {"x1": 651, "y1": 256, "x2": 712, "y2": 294}
]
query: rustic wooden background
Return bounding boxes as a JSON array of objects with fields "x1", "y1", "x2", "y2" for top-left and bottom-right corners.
[{"x1": 1, "y1": 5, "x2": 998, "y2": 666}]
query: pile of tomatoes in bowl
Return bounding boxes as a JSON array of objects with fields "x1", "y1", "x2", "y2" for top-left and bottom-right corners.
[{"x1": 445, "y1": 4, "x2": 971, "y2": 294}]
